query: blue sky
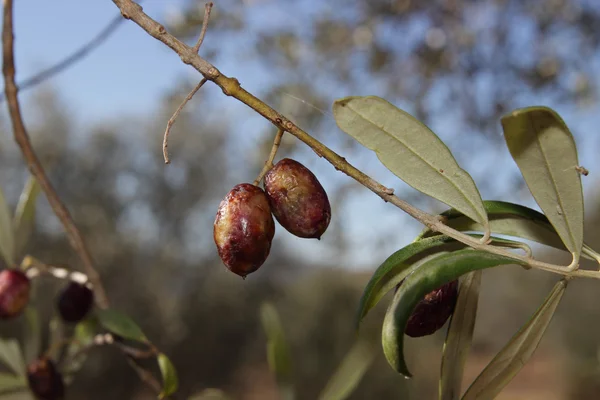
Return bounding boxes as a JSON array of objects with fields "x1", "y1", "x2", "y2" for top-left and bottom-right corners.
[{"x1": 13, "y1": 1, "x2": 191, "y2": 122}]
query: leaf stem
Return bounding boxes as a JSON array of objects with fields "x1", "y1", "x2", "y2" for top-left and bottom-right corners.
[{"x1": 253, "y1": 128, "x2": 284, "y2": 186}]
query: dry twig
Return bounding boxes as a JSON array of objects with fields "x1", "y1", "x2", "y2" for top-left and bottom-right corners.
[
  {"x1": 163, "y1": 78, "x2": 208, "y2": 163},
  {"x1": 193, "y1": 2, "x2": 213, "y2": 53}
]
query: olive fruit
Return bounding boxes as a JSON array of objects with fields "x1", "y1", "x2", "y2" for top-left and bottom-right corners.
[
  {"x1": 214, "y1": 183, "x2": 275, "y2": 277},
  {"x1": 0, "y1": 269, "x2": 30, "y2": 319},
  {"x1": 402, "y1": 279, "x2": 458, "y2": 338},
  {"x1": 264, "y1": 158, "x2": 331, "y2": 239},
  {"x1": 57, "y1": 282, "x2": 94, "y2": 323},
  {"x1": 27, "y1": 357, "x2": 65, "y2": 400}
]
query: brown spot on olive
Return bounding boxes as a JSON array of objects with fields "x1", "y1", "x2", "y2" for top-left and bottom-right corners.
[
  {"x1": 214, "y1": 184, "x2": 275, "y2": 277},
  {"x1": 264, "y1": 158, "x2": 331, "y2": 239}
]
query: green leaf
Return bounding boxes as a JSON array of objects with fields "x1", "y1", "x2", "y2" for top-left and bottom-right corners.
[
  {"x1": 0, "y1": 187, "x2": 15, "y2": 266},
  {"x1": 439, "y1": 271, "x2": 481, "y2": 400},
  {"x1": 318, "y1": 340, "x2": 375, "y2": 400},
  {"x1": 260, "y1": 303, "x2": 293, "y2": 400},
  {"x1": 188, "y1": 389, "x2": 232, "y2": 400},
  {"x1": 382, "y1": 249, "x2": 525, "y2": 377},
  {"x1": 0, "y1": 373, "x2": 27, "y2": 394},
  {"x1": 0, "y1": 391, "x2": 35, "y2": 400},
  {"x1": 357, "y1": 234, "x2": 528, "y2": 328},
  {"x1": 95, "y1": 309, "x2": 147, "y2": 342},
  {"x1": 0, "y1": 339, "x2": 25, "y2": 376},
  {"x1": 462, "y1": 279, "x2": 567, "y2": 400},
  {"x1": 333, "y1": 96, "x2": 487, "y2": 228},
  {"x1": 502, "y1": 107, "x2": 583, "y2": 264},
  {"x1": 13, "y1": 177, "x2": 41, "y2": 259},
  {"x1": 23, "y1": 308, "x2": 40, "y2": 364},
  {"x1": 415, "y1": 200, "x2": 600, "y2": 263},
  {"x1": 158, "y1": 353, "x2": 178, "y2": 399}
]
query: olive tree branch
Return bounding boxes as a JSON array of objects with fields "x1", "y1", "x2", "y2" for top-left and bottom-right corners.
[
  {"x1": 110, "y1": 0, "x2": 597, "y2": 279},
  {"x1": 2, "y1": 0, "x2": 110, "y2": 308},
  {"x1": 253, "y1": 128, "x2": 284, "y2": 185}
]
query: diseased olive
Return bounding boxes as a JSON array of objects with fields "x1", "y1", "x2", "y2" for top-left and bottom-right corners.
[
  {"x1": 264, "y1": 158, "x2": 331, "y2": 239},
  {"x1": 214, "y1": 183, "x2": 275, "y2": 277}
]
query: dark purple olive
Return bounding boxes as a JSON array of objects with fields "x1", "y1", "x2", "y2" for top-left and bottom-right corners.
[
  {"x1": 0, "y1": 269, "x2": 30, "y2": 319},
  {"x1": 214, "y1": 183, "x2": 275, "y2": 277},
  {"x1": 264, "y1": 158, "x2": 331, "y2": 239},
  {"x1": 27, "y1": 357, "x2": 65, "y2": 400},
  {"x1": 57, "y1": 282, "x2": 94, "y2": 323},
  {"x1": 401, "y1": 279, "x2": 459, "y2": 337}
]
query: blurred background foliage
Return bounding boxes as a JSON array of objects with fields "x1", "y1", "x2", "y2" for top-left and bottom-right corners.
[{"x1": 1, "y1": 0, "x2": 600, "y2": 398}]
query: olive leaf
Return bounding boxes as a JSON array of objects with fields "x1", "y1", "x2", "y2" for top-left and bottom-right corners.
[
  {"x1": 158, "y1": 353, "x2": 178, "y2": 399},
  {"x1": 502, "y1": 107, "x2": 584, "y2": 264},
  {"x1": 0, "y1": 338, "x2": 25, "y2": 377},
  {"x1": 0, "y1": 373, "x2": 27, "y2": 394},
  {"x1": 357, "y1": 234, "x2": 529, "y2": 328},
  {"x1": 96, "y1": 309, "x2": 147, "y2": 342},
  {"x1": 333, "y1": 96, "x2": 488, "y2": 230},
  {"x1": 0, "y1": 187, "x2": 15, "y2": 266},
  {"x1": 317, "y1": 340, "x2": 375, "y2": 400},
  {"x1": 462, "y1": 279, "x2": 567, "y2": 400},
  {"x1": 382, "y1": 249, "x2": 525, "y2": 377},
  {"x1": 13, "y1": 176, "x2": 41, "y2": 259},
  {"x1": 439, "y1": 271, "x2": 481, "y2": 400},
  {"x1": 415, "y1": 200, "x2": 600, "y2": 263},
  {"x1": 260, "y1": 303, "x2": 294, "y2": 400},
  {"x1": 23, "y1": 307, "x2": 41, "y2": 364}
]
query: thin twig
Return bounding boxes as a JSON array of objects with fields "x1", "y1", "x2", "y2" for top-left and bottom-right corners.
[
  {"x1": 0, "y1": 2, "x2": 138, "y2": 103},
  {"x1": 253, "y1": 128, "x2": 284, "y2": 185},
  {"x1": 110, "y1": 0, "x2": 599, "y2": 279},
  {"x1": 126, "y1": 356, "x2": 165, "y2": 396},
  {"x1": 63, "y1": 333, "x2": 165, "y2": 397},
  {"x1": 2, "y1": 0, "x2": 109, "y2": 308},
  {"x1": 193, "y1": 2, "x2": 213, "y2": 53},
  {"x1": 163, "y1": 78, "x2": 208, "y2": 163}
]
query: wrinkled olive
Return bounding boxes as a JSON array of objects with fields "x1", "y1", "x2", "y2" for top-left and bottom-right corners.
[{"x1": 214, "y1": 183, "x2": 275, "y2": 277}]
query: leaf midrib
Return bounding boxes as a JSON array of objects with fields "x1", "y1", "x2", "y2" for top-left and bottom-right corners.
[{"x1": 347, "y1": 101, "x2": 485, "y2": 223}]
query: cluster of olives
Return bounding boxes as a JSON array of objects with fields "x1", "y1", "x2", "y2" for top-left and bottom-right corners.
[
  {"x1": 213, "y1": 156, "x2": 456, "y2": 336},
  {"x1": 214, "y1": 158, "x2": 331, "y2": 277},
  {"x1": 0, "y1": 268, "x2": 94, "y2": 399}
]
